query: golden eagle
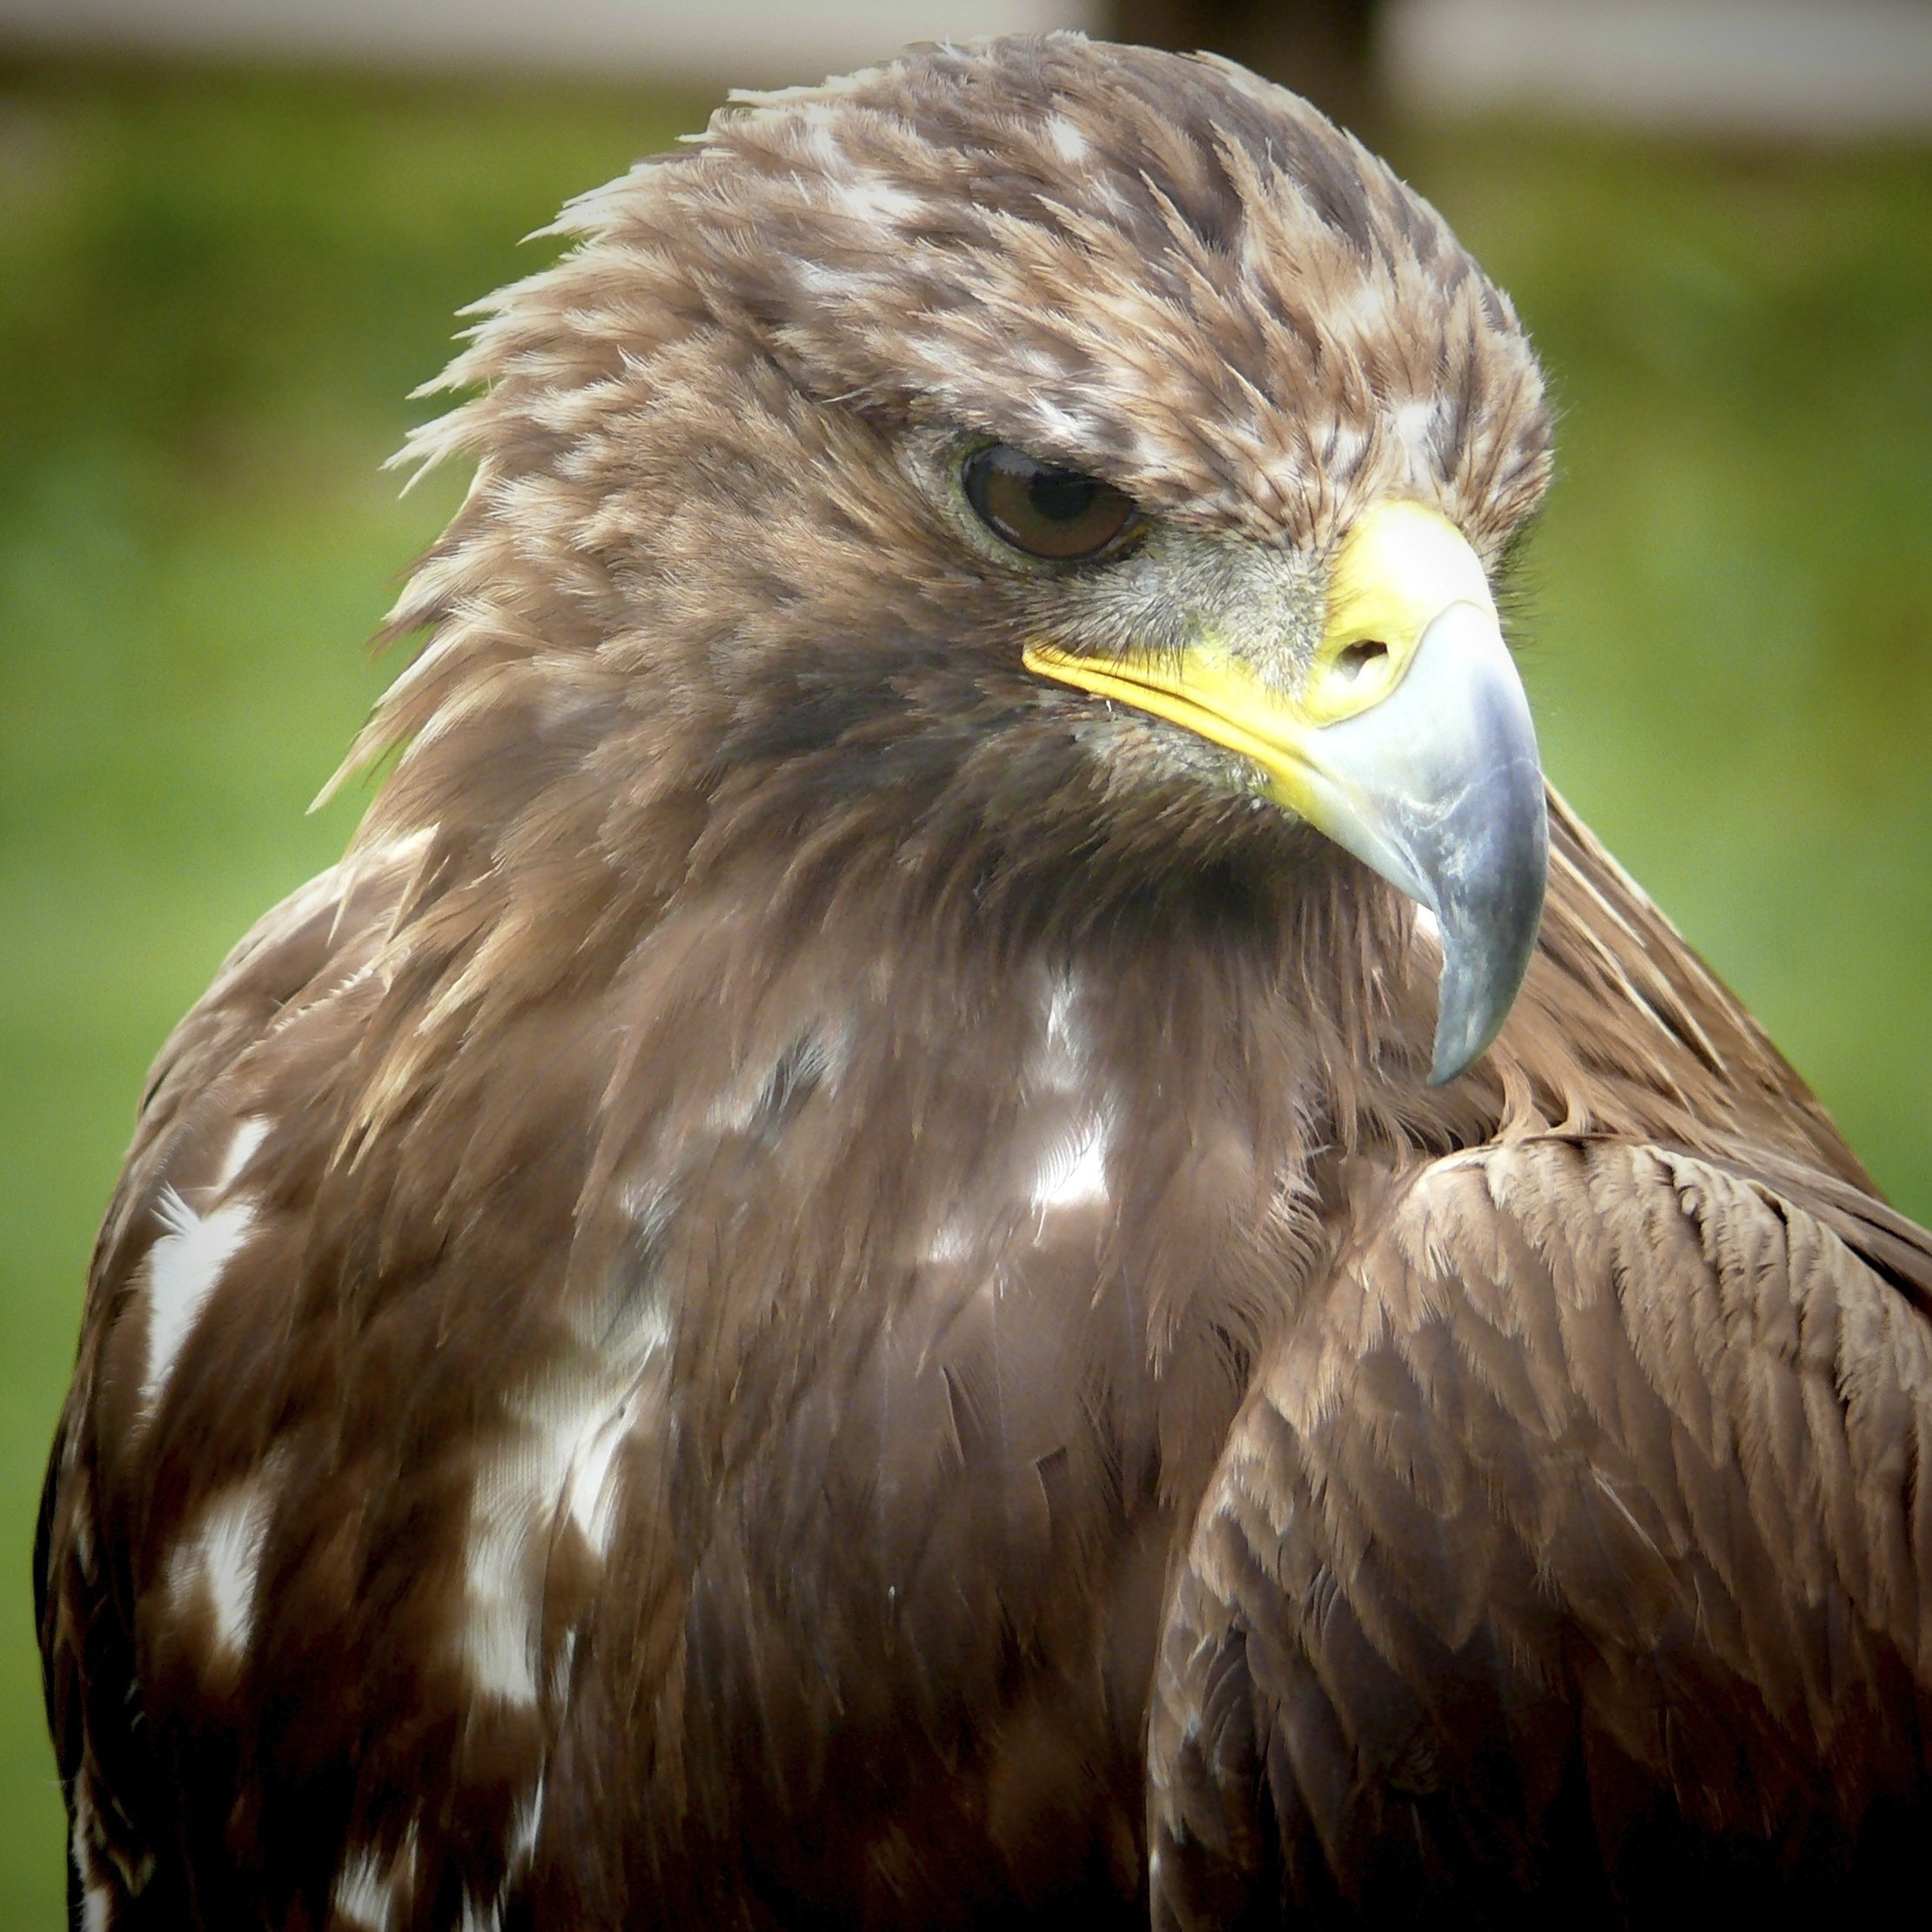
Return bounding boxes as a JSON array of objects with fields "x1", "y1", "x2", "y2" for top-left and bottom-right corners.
[{"x1": 37, "y1": 34, "x2": 1932, "y2": 1931}]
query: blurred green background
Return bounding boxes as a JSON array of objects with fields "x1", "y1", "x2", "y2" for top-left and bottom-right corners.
[{"x1": 0, "y1": 55, "x2": 1928, "y2": 1927}]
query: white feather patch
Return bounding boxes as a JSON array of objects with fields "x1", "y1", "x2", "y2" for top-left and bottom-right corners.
[
  {"x1": 1031, "y1": 1111, "x2": 1111, "y2": 1214},
  {"x1": 1391, "y1": 397, "x2": 1437, "y2": 474},
  {"x1": 141, "y1": 1189, "x2": 256, "y2": 1415},
  {"x1": 141, "y1": 1116, "x2": 270, "y2": 1415},
  {"x1": 828, "y1": 171, "x2": 924, "y2": 226},
  {"x1": 926, "y1": 1217, "x2": 975, "y2": 1265},
  {"x1": 214, "y1": 1116, "x2": 270, "y2": 1191},
  {"x1": 332, "y1": 1825, "x2": 417, "y2": 1932},
  {"x1": 70, "y1": 1780, "x2": 113, "y2": 1932},
  {"x1": 331, "y1": 1848, "x2": 394, "y2": 1931},
  {"x1": 506, "y1": 1774, "x2": 546, "y2": 1876},
  {"x1": 1044, "y1": 114, "x2": 1089, "y2": 161},
  {"x1": 1032, "y1": 973, "x2": 1088, "y2": 1090},
  {"x1": 166, "y1": 1465, "x2": 280, "y2": 1662},
  {"x1": 460, "y1": 1283, "x2": 672, "y2": 1706},
  {"x1": 460, "y1": 1894, "x2": 501, "y2": 1932}
]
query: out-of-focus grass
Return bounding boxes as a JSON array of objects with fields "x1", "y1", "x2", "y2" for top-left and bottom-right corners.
[
  {"x1": 0, "y1": 56, "x2": 1926, "y2": 1927},
  {"x1": 1406, "y1": 124, "x2": 1932, "y2": 1221},
  {"x1": 1405, "y1": 125, "x2": 1932, "y2": 1218}
]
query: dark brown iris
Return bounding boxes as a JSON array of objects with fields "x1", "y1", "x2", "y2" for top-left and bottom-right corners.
[{"x1": 961, "y1": 444, "x2": 1140, "y2": 561}]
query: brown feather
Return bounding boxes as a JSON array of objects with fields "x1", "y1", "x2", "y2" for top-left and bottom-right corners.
[
  {"x1": 1149, "y1": 1138, "x2": 1932, "y2": 1926},
  {"x1": 37, "y1": 32, "x2": 1928, "y2": 1932}
]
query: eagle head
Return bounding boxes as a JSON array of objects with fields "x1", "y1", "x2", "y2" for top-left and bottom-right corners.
[{"x1": 359, "y1": 32, "x2": 1555, "y2": 1084}]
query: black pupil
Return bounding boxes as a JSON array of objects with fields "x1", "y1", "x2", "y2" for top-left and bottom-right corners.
[{"x1": 1027, "y1": 467, "x2": 1099, "y2": 523}]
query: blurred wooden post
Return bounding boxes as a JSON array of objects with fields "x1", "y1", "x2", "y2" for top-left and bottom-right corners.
[{"x1": 1106, "y1": 0, "x2": 1384, "y2": 136}]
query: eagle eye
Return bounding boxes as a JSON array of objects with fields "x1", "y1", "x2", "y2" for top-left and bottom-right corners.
[{"x1": 961, "y1": 444, "x2": 1139, "y2": 562}]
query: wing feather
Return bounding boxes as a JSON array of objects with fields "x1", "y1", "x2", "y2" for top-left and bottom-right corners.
[{"x1": 1148, "y1": 1136, "x2": 1932, "y2": 1928}]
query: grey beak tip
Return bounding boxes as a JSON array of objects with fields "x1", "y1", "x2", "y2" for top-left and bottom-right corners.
[
  {"x1": 1425, "y1": 937, "x2": 1536, "y2": 1084},
  {"x1": 1426, "y1": 977, "x2": 1497, "y2": 1086},
  {"x1": 1422, "y1": 787, "x2": 1549, "y2": 1086},
  {"x1": 1427, "y1": 1010, "x2": 1499, "y2": 1087}
]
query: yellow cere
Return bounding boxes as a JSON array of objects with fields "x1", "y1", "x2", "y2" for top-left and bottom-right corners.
[
  {"x1": 1022, "y1": 497, "x2": 1495, "y2": 799},
  {"x1": 1305, "y1": 498, "x2": 1497, "y2": 727}
]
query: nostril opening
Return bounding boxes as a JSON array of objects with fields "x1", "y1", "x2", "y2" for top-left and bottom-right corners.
[{"x1": 1337, "y1": 639, "x2": 1390, "y2": 681}]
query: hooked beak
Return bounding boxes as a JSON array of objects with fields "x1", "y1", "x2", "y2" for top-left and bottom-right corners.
[{"x1": 1024, "y1": 500, "x2": 1547, "y2": 1083}]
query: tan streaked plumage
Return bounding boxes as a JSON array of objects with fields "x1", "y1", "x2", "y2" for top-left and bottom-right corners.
[{"x1": 37, "y1": 33, "x2": 1932, "y2": 1932}]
